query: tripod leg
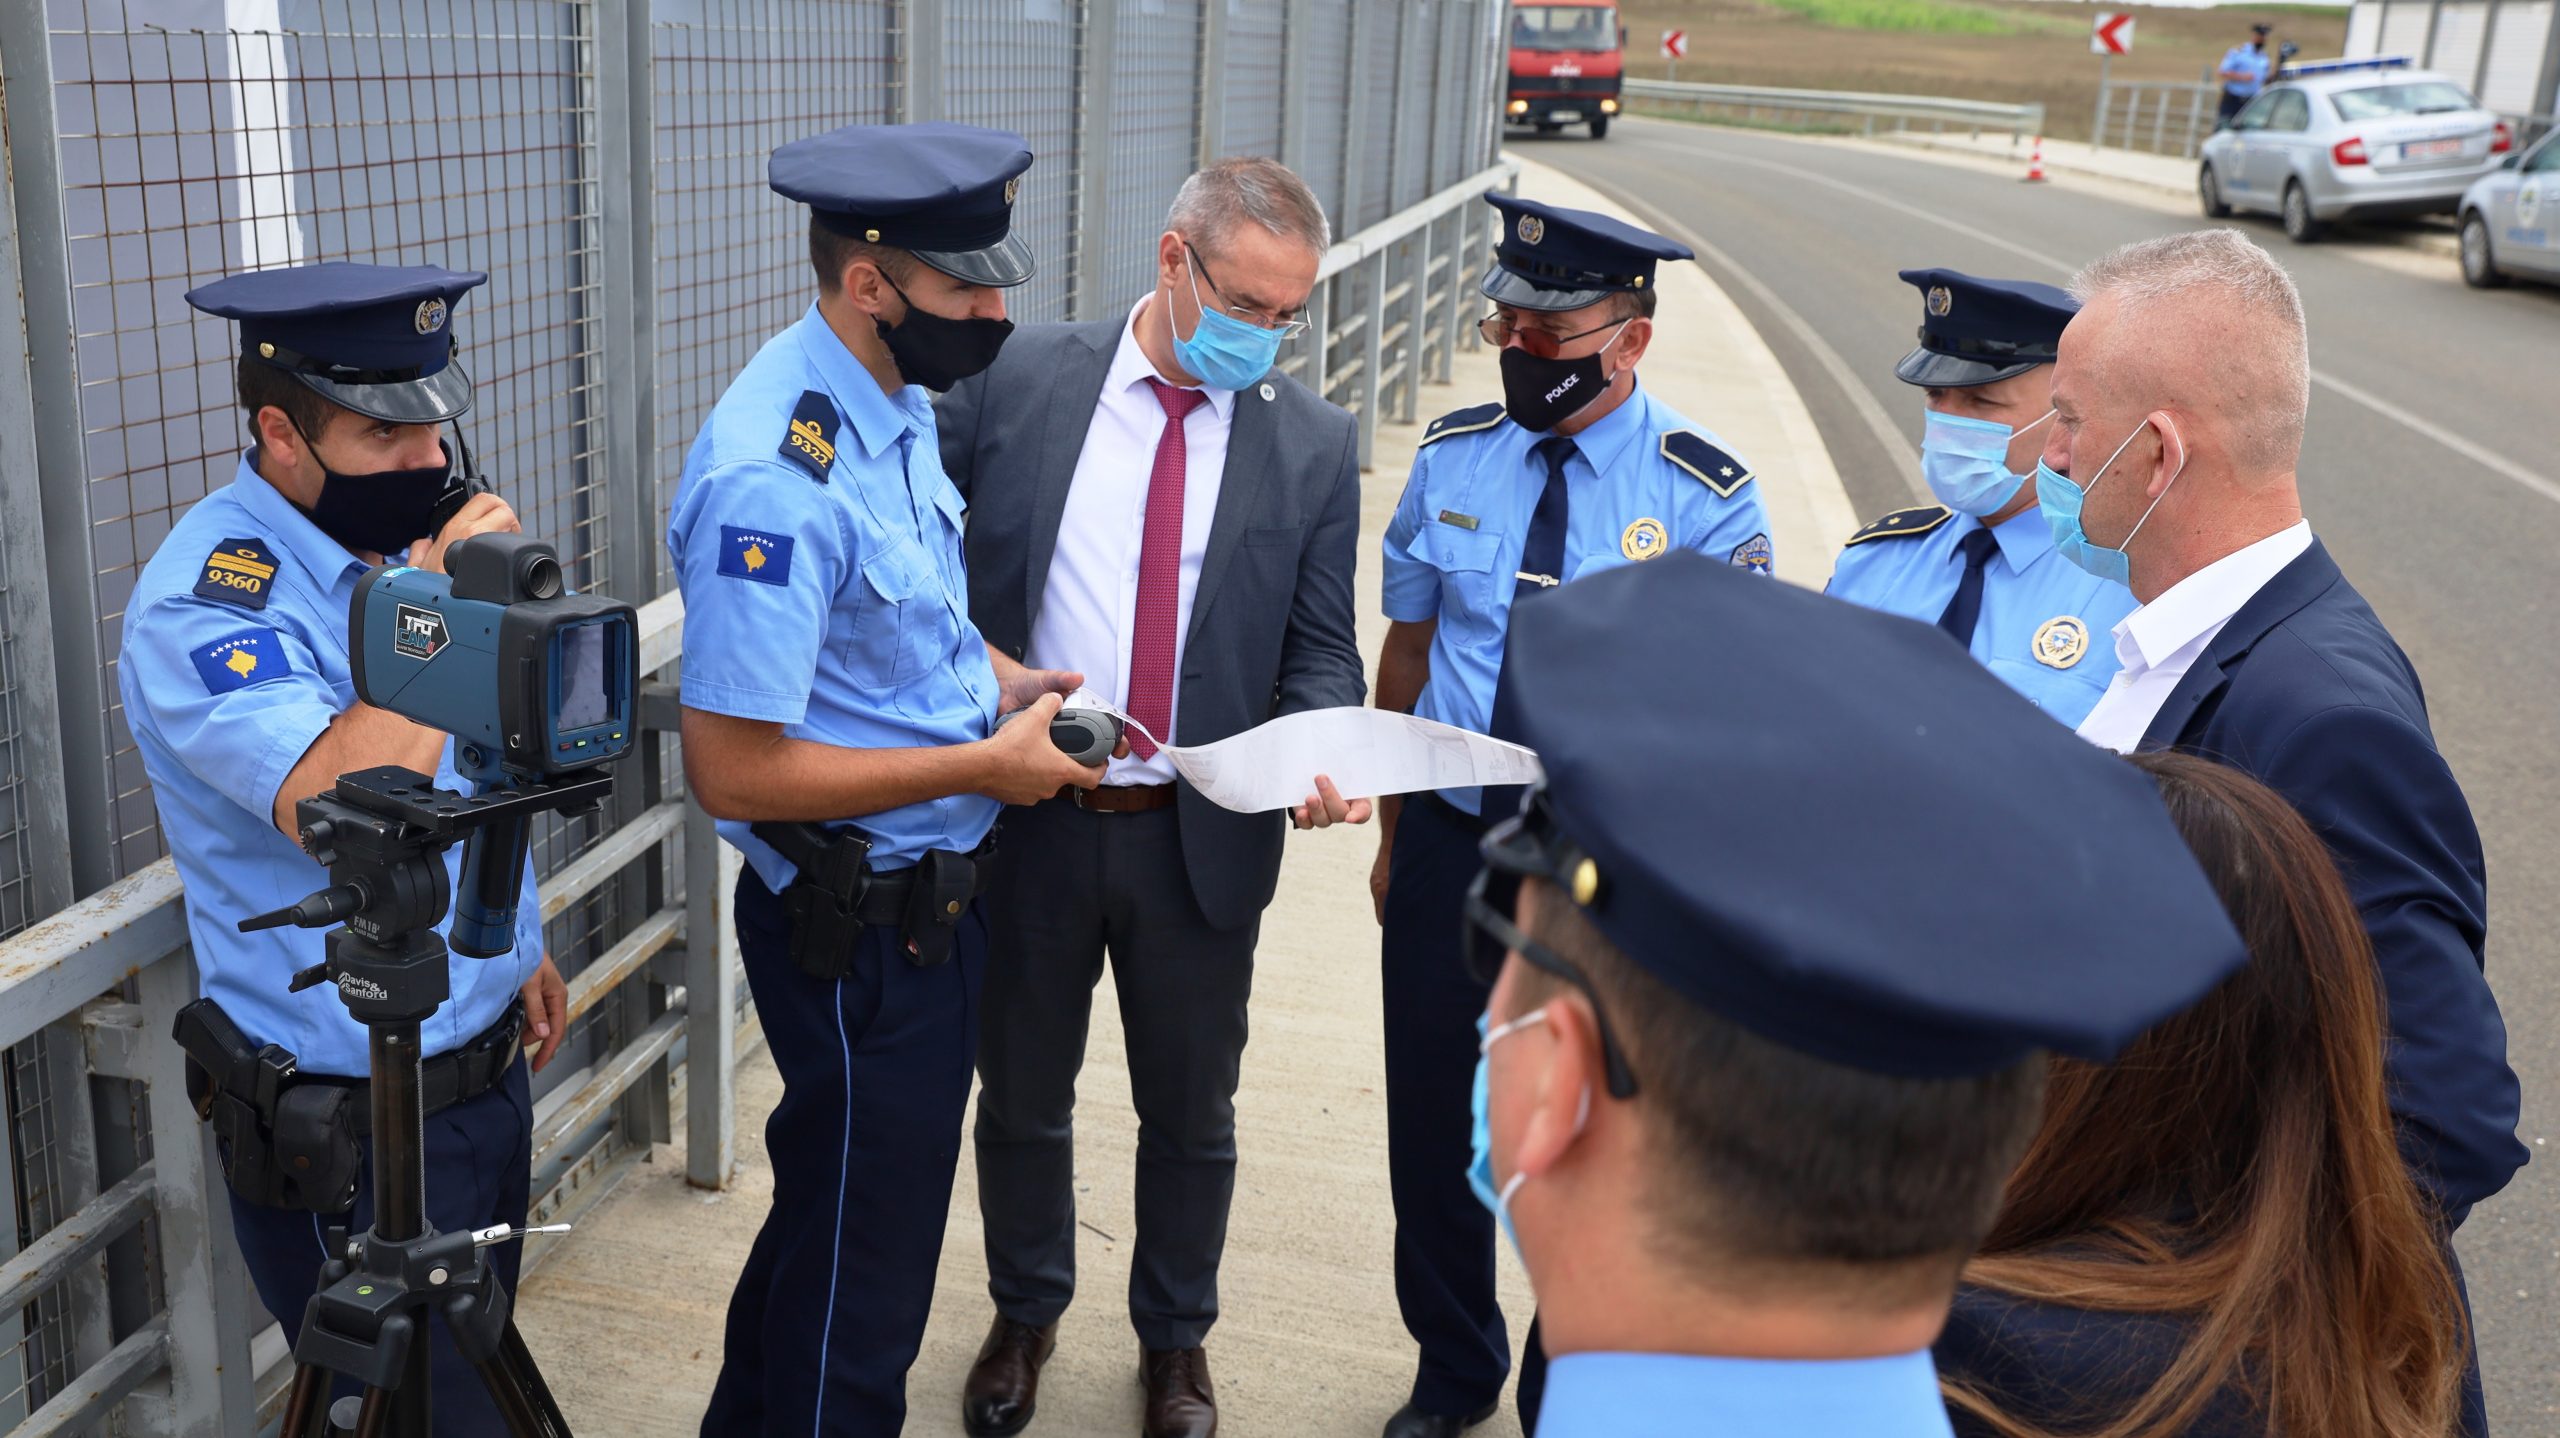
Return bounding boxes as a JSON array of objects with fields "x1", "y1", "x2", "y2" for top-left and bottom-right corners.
[
  {"x1": 280, "y1": 1363, "x2": 335, "y2": 1438},
  {"x1": 475, "y1": 1320, "x2": 574, "y2": 1438},
  {"x1": 352, "y1": 1388, "x2": 395, "y2": 1438}
]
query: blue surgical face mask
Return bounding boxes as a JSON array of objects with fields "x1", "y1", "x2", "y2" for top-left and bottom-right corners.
[
  {"x1": 2036, "y1": 415, "x2": 2185, "y2": 587},
  {"x1": 1921, "y1": 407, "x2": 2052, "y2": 517},
  {"x1": 1170, "y1": 244, "x2": 1285, "y2": 391},
  {"x1": 1466, "y1": 1008, "x2": 1588, "y2": 1265}
]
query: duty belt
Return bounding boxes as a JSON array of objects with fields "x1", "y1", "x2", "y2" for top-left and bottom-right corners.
[{"x1": 298, "y1": 999, "x2": 527, "y2": 1137}]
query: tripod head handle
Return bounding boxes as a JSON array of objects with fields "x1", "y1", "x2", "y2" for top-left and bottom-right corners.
[{"x1": 237, "y1": 882, "x2": 368, "y2": 934}]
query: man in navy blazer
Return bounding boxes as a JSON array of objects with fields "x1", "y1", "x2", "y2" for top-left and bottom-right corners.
[{"x1": 2048, "y1": 231, "x2": 2523, "y2": 1229}]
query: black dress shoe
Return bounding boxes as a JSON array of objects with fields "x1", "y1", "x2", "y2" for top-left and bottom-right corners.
[
  {"x1": 1381, "y1": 1400, "x2": 1498, "y2": 1438},
  {"x1": 1141, "y1": 1345, "x2": 1218, "y2": 1438},
  {"x1": 963, "y1": 1315, "x2": 1058, "y2": 1437}
]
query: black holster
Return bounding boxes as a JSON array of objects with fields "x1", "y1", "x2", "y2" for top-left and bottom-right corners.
[
  {"x1": 755, "y1": 820, "x2": 876, "y2": 980},
  {"x1": 174, "y1": 998, "x2": 362, "y2": 1214}
]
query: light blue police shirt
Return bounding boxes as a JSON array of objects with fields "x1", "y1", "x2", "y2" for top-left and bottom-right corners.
[
  {"x1": 1538, "y1": 1349, "x2": 1958, "y2": 1438},
  {"x1": 2219, "y1": 44, "x2": 2273, "y2": 99},
  {"x1": 667, "y1": 303, "x2": 1001, "y2": 889},
  {"x1": 118, "y1": 454, "x2": 547, "y2": 1077},
  {"x1": 1382, "y1": 381, "x2": 1770, "y2": 815},
  {"x1": 1825, "y1": 503, "x2": 2134, "y2": 729}
]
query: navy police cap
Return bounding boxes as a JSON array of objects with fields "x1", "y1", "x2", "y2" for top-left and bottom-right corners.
[
  {"x1": 1894, "y1": 267, "x2": 2079, "y2": 388},
  {"x1": 1481, "y1": 194, "x2": 1693, "y2": 313},
  {"x1": 770, "y1": 121, "x2": 1037, "y2": 288},
  {"x1": 184, "y1": 262, "x2": 486, "y2": 424},
  {"x1": 1486, "y1": 554, "x2": 2248, "y2": 1080}
]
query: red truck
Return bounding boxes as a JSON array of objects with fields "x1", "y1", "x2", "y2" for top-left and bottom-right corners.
[{"x1": 1505, "y1": 2, "x2": 1625, "y2": 140}]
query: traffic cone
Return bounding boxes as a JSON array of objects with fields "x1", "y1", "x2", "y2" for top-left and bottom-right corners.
[{"x1": 2025, "y1": 136, "x2": 2049, "y2": 183}]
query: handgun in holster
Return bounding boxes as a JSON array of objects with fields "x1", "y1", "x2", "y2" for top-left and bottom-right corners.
[
  {"x1": 173, "y1": 997, "x2": 362, "y2": 1214},
  {"x1": 754, "y1": 821, "x2": 876, "y2": 980}
]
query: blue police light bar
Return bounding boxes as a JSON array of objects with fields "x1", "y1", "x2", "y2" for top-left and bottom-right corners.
[{"x1": 2279, "y1": 55, "x2": 2415, "y2": 78}]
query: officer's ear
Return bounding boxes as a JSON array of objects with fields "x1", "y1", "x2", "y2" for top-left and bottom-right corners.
[
  {"x1": 842, "y1": 258, "x2": 902, "y2": 323},
  {"x1": 1509, "y1": 993, "x2": 1604, "y2": 1183},
  {"x1": 1609, "y1": 312, "x2": 1653, "y2": 372},
  {"x1": 251, "y1": 404, "x2": 304, "y2": 458}
]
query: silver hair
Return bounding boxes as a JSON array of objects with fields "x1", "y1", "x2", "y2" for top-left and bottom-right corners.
[
  {"x1": 2070, "y1": 230, "x2": 2309, "y2": 470},
  {"x1": 1164, "y1": 157, "x2": 1331, "y2": 257}
]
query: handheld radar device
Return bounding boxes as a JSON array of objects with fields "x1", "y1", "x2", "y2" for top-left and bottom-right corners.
[{"x1": 350, "y1": 533, "x2": 638, "y2": 956}]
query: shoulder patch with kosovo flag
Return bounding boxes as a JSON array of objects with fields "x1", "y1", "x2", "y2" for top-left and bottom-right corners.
[
  {"x1": 194, "y1": 538, "x2": 279, "y2": 610},
  {"x1": 1661, "y1": 432, "x2": 1754, "y2": 498},
  {"x1": 1844, "y1": 505, "x2": 1954, "y2": 546},
  {"x1": 1419, "y1": 403, "x2": 1506, "y2": 447},
  {"x1": 190, "y1": 628, "x2": 293, "y2": 695},
  {"x1": 778, "y1": 390, "x2": 840, "y2": 483},
  {"x1": 717, "y1": 526, "x2": 795, "y2": 587}
]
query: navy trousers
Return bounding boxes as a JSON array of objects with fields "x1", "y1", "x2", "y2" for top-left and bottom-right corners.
[
  {"x1": 229, "y1": 1059, "x2": 533, "y2": 1434},
  {"x1": 701, "y1": 868, "x2": 987, "y2": 1437},
  {"x1": 1381, "y1": 793, "x2": 1510, "y2": 1418}
]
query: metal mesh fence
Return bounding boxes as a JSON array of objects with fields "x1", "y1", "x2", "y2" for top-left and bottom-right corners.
[
  {"x1": 1354, "y1": 3, "x2": 1400, "y2": 232},
  {"x1": 1220, "y1": 0, "x2": 1286, "y2": 162},
  {"x1": 1295, "y1": 0, "x2": 1354, "y2": 236},
  {"x1": 1102, "y1": 0, "x2": 1203, "y2": 306},
  {"x1": 649, "y1": 0, "x2": 904, "y2": 593},
  {"x1": 946, "y1": 0, "x2": 1084, "y2": 324}
]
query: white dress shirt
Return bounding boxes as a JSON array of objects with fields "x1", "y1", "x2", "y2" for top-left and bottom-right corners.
[
  {"x1": 2075, "y1": 520, "x2": 2313, "y2": 753},
  {"x1": 1026, "y1": 295, "x2": 1235, "y2": 785}
]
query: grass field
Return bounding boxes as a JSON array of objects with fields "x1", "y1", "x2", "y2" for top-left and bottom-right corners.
[{"x1": 1609, "y1": 0, "x2": 2350, "y2": 143}]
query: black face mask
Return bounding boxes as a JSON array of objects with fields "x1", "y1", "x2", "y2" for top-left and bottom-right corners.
[
  {"x1": 1498, "y1": 332, "x2": 1626, "y2": 433},
  {"x1": 877, "y1": 277, "x2": 1014, "y2": 392},
  {"x1": 286, "y1": 425, "x2": 459, "y2": 557}
]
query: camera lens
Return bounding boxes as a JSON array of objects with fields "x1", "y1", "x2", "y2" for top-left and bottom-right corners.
[{"x1": 520, "y1": 553, "x2": 563, "y2": 600}]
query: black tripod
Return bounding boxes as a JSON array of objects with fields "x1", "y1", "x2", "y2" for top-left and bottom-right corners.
[{"x1": 240, "y1": 763, "x2": 614, "y2": 1437}]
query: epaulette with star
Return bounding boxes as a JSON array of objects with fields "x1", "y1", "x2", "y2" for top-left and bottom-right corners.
[
  {"x1": 1844, "y1": 505, "x2": 1954, "y2": 546},
  {"x1": 1419, "y1": 402, "x2": 1506, "y2": 447},
  {"x1": 1660, "y1": 431, "x2": 1754, "y2": 498}
]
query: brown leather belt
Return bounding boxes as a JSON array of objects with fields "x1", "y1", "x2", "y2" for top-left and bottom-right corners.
[{"x1": 1068, "y1": 783, "x2": 1178, "y2": 814}]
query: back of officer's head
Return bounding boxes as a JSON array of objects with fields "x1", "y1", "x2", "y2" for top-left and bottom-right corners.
[{"x1": 1482, "y1": 555, "x2": 2249, "y2": 1351}]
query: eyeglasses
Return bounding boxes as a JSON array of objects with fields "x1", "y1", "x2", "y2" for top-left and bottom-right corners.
[
  {"x1": 1477, "y1": 311, "x2": 1630, "y2": 360},
  {"x1": 1463, "y1": 853, "x2": 1640, "y2": 1100},
  {"x1": 1187, "y1": 243, "x2": 1310, "y2": 340}
]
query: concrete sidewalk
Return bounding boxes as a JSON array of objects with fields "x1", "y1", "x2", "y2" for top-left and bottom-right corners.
[{"x1": 511, "y1": 152, "x2": 1851, "y2": 1436}]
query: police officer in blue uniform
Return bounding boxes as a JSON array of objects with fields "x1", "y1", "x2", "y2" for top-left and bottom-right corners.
[
  {"x1": 1826, "y1": 269, "x2": 2135, "y2": 728},
  {"x1": 668, "y1": 122, "x2": 1106, "y2": 1435},
  {"x1": 121, "y1": 263, "x2": 564, "y2": 1433},
  {"x1": 1370, "y1": 194, "x2": 1770, "y2": 1438},
  {"x1": 1478, "y1": 556, "x2": 2247, "y2": 1438}
]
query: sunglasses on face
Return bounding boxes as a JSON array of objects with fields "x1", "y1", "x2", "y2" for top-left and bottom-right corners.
[{"x1": 1477, "y1": 311, "x2": 1628, "y2": 361}]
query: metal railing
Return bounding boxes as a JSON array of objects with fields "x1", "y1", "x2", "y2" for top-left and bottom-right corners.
[
  {"x1": 1623, "y1": 78, "x2": 2045, "y2": 144},
  {"x1": 2094, "y1": 81, "x2": 2222, "y2": 159},
  {"x1": 1291, "y1": 160, "x2": 1521, "y2": 468}
]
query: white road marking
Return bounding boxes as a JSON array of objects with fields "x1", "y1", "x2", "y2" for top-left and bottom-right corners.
[{"x1": 1649, "y1": 135, "x2": 2560, "y2": 511}]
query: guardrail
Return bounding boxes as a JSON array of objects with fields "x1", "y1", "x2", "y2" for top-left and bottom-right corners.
[
  {"x1": 1285, "y1": 159, "x2": 1521, "y2": 468},
  {"x1": 2094, "y1": 80, "x2": 2220, "y2": 160},
  {"x1": 1622, "y1": 78, "x2": 2045, "y2": 145},
  {"x1": 0, "y1": 592, "x2": 732, "y2": 1435}
]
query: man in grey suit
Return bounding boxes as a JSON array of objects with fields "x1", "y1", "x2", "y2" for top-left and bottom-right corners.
[{"x1": 936, "y1": 156, "x2": 1369, "y2": 1438}]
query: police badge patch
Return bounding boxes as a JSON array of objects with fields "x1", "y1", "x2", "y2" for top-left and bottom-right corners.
[
  {"x1": 1729, "y1": 533, "x2": 1774, "y2": 577},
  {"x1": 2032, "y1": 615, "x2": 2090, "y2": 669}
]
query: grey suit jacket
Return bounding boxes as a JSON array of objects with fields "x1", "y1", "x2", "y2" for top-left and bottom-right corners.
[{"x1": 937, "y1": 318, "x2": 1366, "y2": 932}]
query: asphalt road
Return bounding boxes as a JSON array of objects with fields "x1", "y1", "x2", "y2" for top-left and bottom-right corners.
[{"x1": 1545, "y1": 114, "x2": 2560, "y2": 1430}]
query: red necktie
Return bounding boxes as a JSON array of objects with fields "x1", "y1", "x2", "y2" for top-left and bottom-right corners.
[{"x1": 1128, "y1": 378, "x2": 1207, "y2": 758}]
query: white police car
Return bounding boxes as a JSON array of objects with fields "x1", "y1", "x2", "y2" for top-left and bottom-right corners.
[
  {"x1": 2458, "y1": 128, "x2": 2560, "y2": 287},
  {"x1": 2199, "y1": 57, "x2": 2515, "y2": 242}
]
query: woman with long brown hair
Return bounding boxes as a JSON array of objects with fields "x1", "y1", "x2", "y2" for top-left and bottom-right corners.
[{"x1": 1935, "y1": 750, "x2": 2470, "y2": 1438}]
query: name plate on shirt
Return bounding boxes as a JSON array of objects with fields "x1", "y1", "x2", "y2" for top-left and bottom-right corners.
[{"x1": 1437, "y1": 510, "x2": 1480, "y2": 531}]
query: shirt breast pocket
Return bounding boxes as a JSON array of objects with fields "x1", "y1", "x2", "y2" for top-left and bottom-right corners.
[
  {"x1": 1415, "y1": 522, "x2": 1504, "y2": 617},
  {"x1": 848, "y1": 543, "x2": 931, "y2": 691}
]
